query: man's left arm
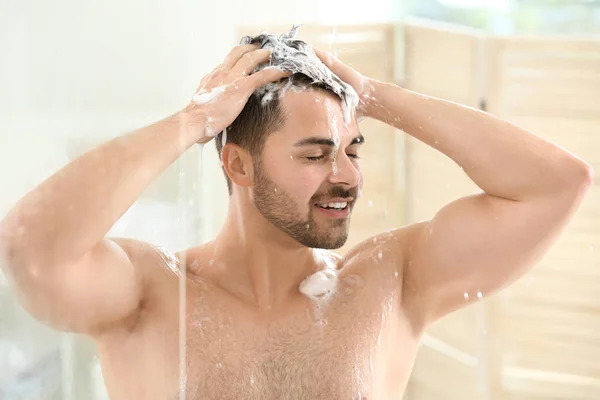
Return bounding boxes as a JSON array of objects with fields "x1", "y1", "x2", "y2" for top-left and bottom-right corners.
[
  {"x1": 367, "y1": 81, "x2": 593, "y2": 328},
  {"x1": 313, "y1": 48, "x2": 594, "y2": 330}
]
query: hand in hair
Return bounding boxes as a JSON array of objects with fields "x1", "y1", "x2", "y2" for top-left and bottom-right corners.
[
  {"x1": 178, "y1": 44, "x2": 291, "y2": 145},
  {"x1": 312, "y1": 47, "x2": 376, "y2": 118}
]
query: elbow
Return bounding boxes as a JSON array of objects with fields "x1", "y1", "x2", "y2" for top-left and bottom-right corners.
[
  {"x1": 0, "y1": 221, "x2": 47, "y2": 290},
  {"x1": 559, "y1": 155, "x2": 594, "y2": 189},
  {"x1": 571, "y1": 160, "x2": 594, "y2": 192},
  {"x1": 558, "y1": 160, "x2": 594, "y2": 204},
  {"x1": 581, "y1": 162, "x2": 594, "y2": 188}
]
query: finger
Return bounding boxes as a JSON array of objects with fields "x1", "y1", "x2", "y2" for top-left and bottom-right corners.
[
  {"x1": 313, "y1": 46, "x2": 358, "y2": 86},
  {"x1": 231, "y1": 48, "x2": 273, "y2": 77},
  {"x1": 222, "y1": 44, "x2": 260, "y2": 69},
  {"x1": 312, "y1": 47, "x2": 338, "y2": 68},
  {"x1": 244, "y1": 67, "x2": 291, "y2": 91}
]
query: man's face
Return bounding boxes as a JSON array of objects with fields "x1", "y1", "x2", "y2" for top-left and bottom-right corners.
[{"x1": 252, "y1": 89, "x2": 364, "y2": 249}]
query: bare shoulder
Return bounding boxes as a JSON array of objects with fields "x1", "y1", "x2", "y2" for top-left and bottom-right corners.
[
  {"x1": 341, "y1": 225, "x2": 419, "y2": 268},
  {"x1": 89, "y1": 238, "x2": 183, "y2": 338},
  {"x1": 337, "y1": 224, "x2": 424, "y2": 287},
  {"x1": 110, "y1": 237, "x2": 182, "y2": 280}
]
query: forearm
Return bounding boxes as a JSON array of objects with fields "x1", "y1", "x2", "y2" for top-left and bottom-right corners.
[
  {"x1": 367, "y1": 81, "x2": 592, "y2": 201},
  {"x1": 0, "y1": 113, "x2": 201, "y2": 268}
]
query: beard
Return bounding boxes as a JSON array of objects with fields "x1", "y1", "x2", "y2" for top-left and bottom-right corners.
[{"x1": 252, "y1": 159, "x2": 355, "y2": 249}]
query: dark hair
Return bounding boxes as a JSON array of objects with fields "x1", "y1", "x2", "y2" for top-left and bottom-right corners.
[{"x1": 215, "y1": 73, "x2": 334, "y2": 195}]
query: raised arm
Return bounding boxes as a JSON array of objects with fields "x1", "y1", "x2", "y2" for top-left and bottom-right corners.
[
  {"x1": 368, "y1": 81, "x2": 592, "y2": 328},
  {"x1": 315, "y1": 48, "x2": 593, "y2": 331},
  {"x1": 0, "y1": 45, "x2": 289, "y2": 335}
]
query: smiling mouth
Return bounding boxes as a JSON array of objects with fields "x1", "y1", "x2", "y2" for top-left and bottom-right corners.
[
  {"x1": 313, "y1": 201, "x2": 352, "y2": 219},
  {"x1": 315, "y1": 201, "x2": 349, "y2": 210}
]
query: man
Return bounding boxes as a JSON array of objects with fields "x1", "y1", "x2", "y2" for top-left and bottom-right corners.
[{"x1": 0, "y1": 27, "x2": 593, "y2": 399}]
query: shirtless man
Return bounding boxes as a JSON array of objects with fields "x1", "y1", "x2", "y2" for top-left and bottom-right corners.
[{"x1": 0, "y1": 28, "x2": 593, "y2": 399}]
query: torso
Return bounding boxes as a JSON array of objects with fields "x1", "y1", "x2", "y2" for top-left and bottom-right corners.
[{"x1": 95, "y1": 243, "x2": 422, "y2": 399}]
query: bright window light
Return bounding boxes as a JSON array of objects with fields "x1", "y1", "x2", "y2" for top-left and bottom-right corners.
[{"x1": 438, "y1": 0, "x2": 512, "y2": 11}]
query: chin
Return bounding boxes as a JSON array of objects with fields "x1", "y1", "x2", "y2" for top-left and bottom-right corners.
[{"x1": 320, "y1": 234, "x2": 349, "y2": 250}]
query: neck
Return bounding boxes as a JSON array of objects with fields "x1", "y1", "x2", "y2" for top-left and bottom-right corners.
[{"x1": 209, "y1": 195, "x2": 325, "y2": 311}]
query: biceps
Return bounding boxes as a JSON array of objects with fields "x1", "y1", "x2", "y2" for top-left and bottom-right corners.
[
  {"x1": 403, "y1": 193, "x2": 567, "y2": 324},
  {"x1": 18, "y1": 238, "x2": 144, "y2": 335}
]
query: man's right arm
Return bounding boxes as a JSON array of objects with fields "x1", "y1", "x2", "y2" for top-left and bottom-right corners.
[
  {"x1": 0, "y1": 44, "x2": 289, "y2": 336},
  {"x1": 0, "y1": 116, "x2": 200, "y2": 335}
]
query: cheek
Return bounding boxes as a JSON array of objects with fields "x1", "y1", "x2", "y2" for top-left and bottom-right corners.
[
  {"x1": 286, "y1": 174, "x2": 320, "y2": 204},
  {"x1": 270, "y1": 163, "x2": 323, "y2": 201}
]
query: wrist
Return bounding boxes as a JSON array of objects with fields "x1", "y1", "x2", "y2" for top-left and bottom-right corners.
[
  {"x1": 362, "y1": 79, "x2": 403, "y2": 123},
  {"x1": 168, "y1": 108, "x2": 210, "y2": 145},
  {"x1": 360, "y1": 78, "x2": 383, "y2": 120}
]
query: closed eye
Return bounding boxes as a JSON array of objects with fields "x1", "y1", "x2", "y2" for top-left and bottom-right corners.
[{"x1": 306, "y1": 154, "x2": 360, "y2": 161}]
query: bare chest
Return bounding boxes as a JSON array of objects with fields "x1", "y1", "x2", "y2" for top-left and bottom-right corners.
[
  {"x1": 181, "y1": 278, "x2": 407, "y2": 399},
  {"x1": 100, "y1": 272, "x2": 415, "y2": 400}
]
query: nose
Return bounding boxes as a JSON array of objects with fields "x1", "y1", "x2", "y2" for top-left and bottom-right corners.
[{"x1": 328, "y1": 153, "x2": 361, "y2": 188}]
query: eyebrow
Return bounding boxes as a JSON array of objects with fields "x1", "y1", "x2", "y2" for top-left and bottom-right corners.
[{"x1": 293, "y1": 133, "x2": 365, "y2": 147}]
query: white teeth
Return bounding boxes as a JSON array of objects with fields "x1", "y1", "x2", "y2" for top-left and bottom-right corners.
[{"x1": 318, "y1": 202, "x2": 348, "y2": 209}]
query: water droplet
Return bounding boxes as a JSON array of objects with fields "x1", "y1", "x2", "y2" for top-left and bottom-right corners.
[
  {"x1": 274, "y1": 188, "x2": 278, "y2": 192},
  {"x1": 377, "y1": 251, "x2": 383, "y2": 260},
  {"x1": 477, "y1": 291, "x2": 483, "y2": 299},
  {"x1": 368, "y1": 200, "x2": 373, "y2": 207},
  {"x1": 306, "y1": 224, "x2": 310, "y2": 230},
  {"x1": 394, "y1": 271, "x2": 398, "y2": 278},
  {"x1": 216, "y1": 362, "x2": 223, "y2": 369},
  {"x1": 464, "y1": 292, "x2": 469, "y2": 300},
  {"x1": 290, "y1": 155, "x2": 294, "y2": 160}
]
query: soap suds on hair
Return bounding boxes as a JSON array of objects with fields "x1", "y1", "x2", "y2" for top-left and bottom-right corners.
[
  {"x1": 221, "y1": 126, "x2": 228, "y2": 149},
  {"x1": 240, "y1": 25, "x2": 359, "y2": 125}
]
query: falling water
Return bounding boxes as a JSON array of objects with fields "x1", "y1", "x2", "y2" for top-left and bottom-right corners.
[{"x1": 177, "y1": 141, "x2": 188, "y2": 400}]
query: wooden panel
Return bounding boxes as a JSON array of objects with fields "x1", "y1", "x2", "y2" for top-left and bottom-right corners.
[
  {"x1": 402, "y1": 22, "x2": 487, "y2": 399},
  {"x1": 403, "y1": 20, "x2": 483, "y2": 107},
  {"x1": 485, "y1": 35, "x2": 600, "y2": 400}
]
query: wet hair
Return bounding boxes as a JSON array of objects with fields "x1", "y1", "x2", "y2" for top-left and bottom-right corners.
[{"x1": 215, "y1": 25, "x2": 358, "y2": 195}]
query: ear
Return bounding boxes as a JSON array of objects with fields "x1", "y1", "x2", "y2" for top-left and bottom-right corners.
[{"x1": 221, "y1": 144, "x2": 254, "y2": 189}]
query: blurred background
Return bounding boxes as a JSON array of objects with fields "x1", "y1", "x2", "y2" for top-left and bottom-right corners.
[{"x1": 1, "y1": 0, "x2": 599, "y2": 399}]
